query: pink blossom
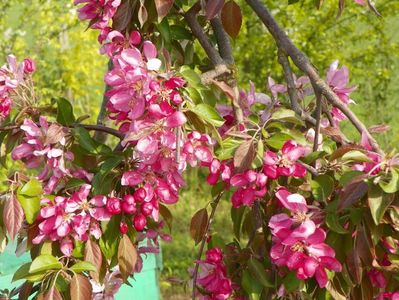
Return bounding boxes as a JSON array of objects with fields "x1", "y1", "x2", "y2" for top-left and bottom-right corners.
[
  {"x1": 22, "y1": 58, "x2": 36, "y2": 74},
  {"x1": 263, "y1": 140, "x2": 307, "y2": 179},
  {"x1": 74, "y1": 0, "x2": 121, "y2": 29},
  {"x1": 193, "y1": 247, "x2": 233, "y2": 300},
  {"x1": 354, "y1": 0, "x2": 366, "y2": 5},
  {"x1": 368, "y1": 269, "x2": 387, "y2": 288},
  {"x1": 182, "y1": 131, "x2": 214, "y2": 168},
  {"x1": 230, "y1": 170, "x2": 267, "y2": 208},
  {"x1": 268, "y1": 76, "x2": 287, "y2": 98},
  {"x1": 374, "y1": 292, "x2": 399, "y2": 300}
]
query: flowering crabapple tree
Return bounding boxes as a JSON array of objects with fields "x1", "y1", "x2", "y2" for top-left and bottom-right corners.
[{"x1": 0, "y1": 0, "x2": 398, "y2": 299}]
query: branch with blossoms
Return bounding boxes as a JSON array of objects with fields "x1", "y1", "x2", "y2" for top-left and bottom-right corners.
[{"x1": 1, "y1": 0, "x2": 399, "y2": 300}]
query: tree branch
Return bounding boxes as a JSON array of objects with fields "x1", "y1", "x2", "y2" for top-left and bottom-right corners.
[
  {"x1": 200, "y1": 64, "x2": 231, "y2": 85},
  {"x1": 210, "y1": 17, "x2": 234, "y2": 64},
  {"x1": 183, "y1": 2, "x2": 224, "y2": 66},
  {"x1": 312, "y1": 84, "x2": 322, "y2": 152},
  {"x1": 245, "y1": 0, "x2": 383, "y2": 155},
  {"x1": 277, "y1": 50, "x2": 316, "y2": 126},
  {"x1": 192, "y1": 191, "x2": 224, "y2": 300}
]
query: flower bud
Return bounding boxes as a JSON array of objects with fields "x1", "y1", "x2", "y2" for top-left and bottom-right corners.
[
  {"x1": 122, "y1": 194, "x2": 136, "y2": 214},
  {"x1": 23, "y1": 58, "x2": 36, "y2": 74},
  {"x1": 106, "y1": 197, "x2": 121, "y2": 215},
  {"x1": 133, "y1": 214, "x2": 147, "y2": 231},
  {"x1": 141, "y1": 202, "x2": 153, "y2": 217},
  {"x1": 133, "y1": 187, "x2": 147, "y2": 203},
  {"x1": 119, "y1": 222, "x2": 128, "y2": 234}
]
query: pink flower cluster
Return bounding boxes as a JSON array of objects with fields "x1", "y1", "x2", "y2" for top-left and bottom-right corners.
[
  {"x1": 269, "y1": 188, "x2": 342, "y2": 288},
  {"x1": 193, "y1": 247, "x2": 233, "y2": 300},
  {"x1": 33, "y1": 184, "x2": 109, "y2": 256},
  {"x1": 11, "y1": 117, "x2": 79, "y2": 194},
  {"x1": 326, "y1": 60, "x2": 356, "y2": 125},
  {"x1": 74, "y1": 0, "x2": 121, "y2": 29},
  {"x1": 0, "y1": 55, "x2": 36, "y2": 119}
]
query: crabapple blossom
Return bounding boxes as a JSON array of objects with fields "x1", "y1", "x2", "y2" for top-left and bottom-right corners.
[
  {"x1": 74, "y1": 0, "x2": 121, "y2": 29},
  {"x1": 263, "y1": 140, "x2": 308, "y2": 179},
  {"x1": 230, "y1": 170, "x2": 267, "y2": 208}
]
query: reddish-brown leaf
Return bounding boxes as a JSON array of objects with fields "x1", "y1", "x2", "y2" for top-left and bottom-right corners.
[
  {"x1": 118, "y1": 235, "x2": 138, "y2": 281},
  {"x1": 3, "y1": 194, "x2": 24, "y2": 240},
  {"x1": 112, "y1": 0, "x2": 137, "y2": 32},
  {"x1": 346, "y1": 249, "x2": 363, "y2": 284},
  {"x1": 190, "y1": 208, "x2": 208, "y2": 245},
  {"x1": 234, "y1": 140, "x2": 256, "y2": 172},
  {"x1": 205, "y1": 0, "x2": 225, "y2": 19},
  {"x1": 155, "y1": 0, "x2": 174, "y2": 20},
  {"x1": 211, "y1": 79, "x2": 236, "y2": 100},
  {"x1": 338, "y1": 175, "x2": 368, "y2": 211},
  {"x1": 70, "y1": 274, "x2": 92, "y2": 300},
  {"x1": 84, "y1": 239, "x2": 102, "y2": 282},
  {"x1": 44, "y1": 287, "x2": 62, "y2": 300},
  {"x1": 138, "y1": 0, "x2": 148, "y2": 27},
  {"x1": 221, "y1": 0, "x2": 242, "y2": 38},
  {"x1": 18, "y1": 281, "x2": 33, "y2": 300},
  {"x1": 320, "y1": 126, "x2": 346, "y2": 143},
  {"x1": 329, "y1": 144, "x2": 363, "y2": 161}
]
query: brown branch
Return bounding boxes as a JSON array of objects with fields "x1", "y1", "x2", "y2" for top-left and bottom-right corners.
[
  {"x1": 183, "y1": 2, "x2": 224, "y2": 66},
  {"x1": 192, "y1": 191, "x2": 224, "y2": 300},
  {"x1": 312, "y1": 84, "x2": 322, "y2": 152},
  {"x1": 245, "y1": 0, "x2": 383, "y2": 155},
  {"x1": 277, "y1": 50, "x2": 316, "y2": 126},
  {"x1": 200, "y1": 64, "x2": 231, "y2": 85},
  {"x1": 298, "y1": 160, "x2": 320, "y2": 177},
  {"x1": 210, "y1": 17, "x2": 234, "y2": 64}
]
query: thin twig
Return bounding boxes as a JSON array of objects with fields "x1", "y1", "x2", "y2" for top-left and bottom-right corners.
[
  {"x1": 192, "y1": 191, "x2": 224, "y2": 300},
  {"x1": 298, "y1": 160, "x2": 320, "y2": 177},
  {"x1": 245, "y1": 0, "x2": 383, "y2": 155},
  {"x1": 312, "y1": 84, "x2": 322, "y2": 152},
  {"x1": 183, "y1": 2, "x2": 224, "y2": 66},
  {"x1": 277, "y1": 50, "x2": 316, "y2": 125}
]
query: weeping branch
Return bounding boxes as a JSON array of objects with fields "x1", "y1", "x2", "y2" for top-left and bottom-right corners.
[{"x1": 245, "y1": 0, "x2": 383, "y2": 155}]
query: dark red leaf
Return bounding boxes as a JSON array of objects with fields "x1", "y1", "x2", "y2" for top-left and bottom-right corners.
[
  {"x1": 3, "y1": 194, "x2": 24, "y2": 240},
  {"x1": 155, "y1": 0, "x2": 174, "y2": 20},
  {"x1": 70, "y1": 274, "x2": 92, "y2": 300},
  {"x1": 118, "y1": 235, "x2": 138, "y2": 281},
  {"x1": 190, "y1": 208, "x2": 208, "y2": 245},
  {"x1": 338, "y1": 175, "x2": 368, "y2": 211},
  {"x1": 234, "y1": 140, "x2": 256, "y2": 172},
  {"x1": 205, "y1": 0, "x2": 225, "y2": 20},
  {"x1": 221, "y1": 0, "x2": 242, "y2": 38},
  {"x1": 84, "y1": 239, "x2": 102, "y2": 282}
]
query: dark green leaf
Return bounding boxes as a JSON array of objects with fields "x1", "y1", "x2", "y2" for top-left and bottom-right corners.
[
  {"x1": 326, "y1": 213, "x2": 348, "y2": 234},
  {"x1": 247, "y1": 258, "x2": 274, "y2": 288},
  {"x1": 368, "y1": 184, "x2": 393, "y2": 225},
  {"x1": 56, "y1": 98, "x2": 75, "y2": 126},
  {"x1": 311, "y1": 175, "x2": 334, "y2": 201},
  {"x1": 190, "y1": 103, "x2": 225, "y2": 127}
]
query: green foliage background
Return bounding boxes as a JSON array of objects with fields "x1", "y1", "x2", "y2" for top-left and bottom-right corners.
[{"x1": 0, "y1": 0, "x2": 398, "y2": 297}]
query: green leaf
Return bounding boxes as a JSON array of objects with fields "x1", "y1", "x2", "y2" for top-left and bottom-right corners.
[
  {"x1": 170, "y1": 25, "x2": 193, "y2": 40},
  {"x1": 216, "y1": 137, "x2": 242, "y2": 160},
  {"x1": 29, "y1": 254, "x2": 62, "y2": 273},
  {"x1": 180, "y1": 67, "x2": 202, "y2": 87},
  {"x1": 186, "y1": 87, "x2": 203, "y2": 104},
  {"x1": 19, "y1": 179, "x2": 42, "y2": 197},
  {"x1": 282, "y1": 272, "x2": 301, "y2": 293},
  {"x1": 241, "y1": 270, "x2": 263, "y2": 300},
  {"x1": 265, "y1": 132, "x2": 292, "y2": 149},
  {"x1": 157, "y1": 18, "x2": 170, "y2": 44},
  {"x1": 339, "y1": 171, "x2": 364, "y2": 186},
  {"x1": 289, "y1": 0, "x2": 300, "y2": 3},
  {"x1": 12, "y1": 263, "x2": 32, "y2": 282},
  {"x1": 92, "y1": 156, "x2": 123, "y2": 195},
  {"x1": 69, "y1": 261, "x2": 97, "y2": 273},
  {"x1": 231, "y1": 206, "x2": 246, "y2": 240},
  {"x1": 73, "y1": 127, "x2": 112, "y2": 155},
  {"x1": 341, "y1": 150, "x2": 372, "y2": 162},
  {"x1": 271, "y1": 108, "x2": 303, "y2": 125},
  {"x1": 326, "y1": 213, "x2": 348, "y2": 234},
  {"x1": 99, "y1": 216, "x2": 121, "y2": 259},
  {"x1": 380, "y1": 168, "x2": 399, "y2": 193},
  {"x1": 311, "y1": 175, "x2": 334, "y2": 201},
  {"x1": 190, "y1": 104, "x2": 225, "y2": 127},
  {"x1": 17, "y1": 180, "x2": 42, "y2": 224},
  {"x1": 368, "y1": 184, "x2": 393, "y2": 225},
  {"x1": 56, "y1": 98, "x2": 75, "y2": 126},
  {"x1": 247, "y1": 258, "x2": 274, "y2": 288}
]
